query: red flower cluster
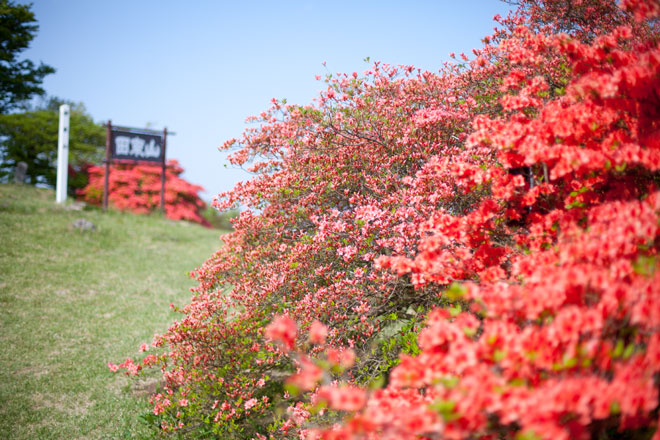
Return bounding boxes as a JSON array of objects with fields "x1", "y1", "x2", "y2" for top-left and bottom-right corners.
[
  {"x1": 111, "y1": 0, "x2": 660, "y2": 438},
  {"x1": 265, "y1": 315, "x2": 298, "y2": 351},
  {"x1": 296, "y1": 1, "x2": 660, "y2": 439},
  {"x1": 78, "y1": 159, "x2": 210, "y2": 226}
]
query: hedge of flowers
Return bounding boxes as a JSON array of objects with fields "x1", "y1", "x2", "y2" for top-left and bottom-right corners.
[
  {"x1": 112, "y1": 0, "x2": 660, "y2": 438},
  {"x1": 79, "y1": 159, "x2": 210, "y2": 226}
]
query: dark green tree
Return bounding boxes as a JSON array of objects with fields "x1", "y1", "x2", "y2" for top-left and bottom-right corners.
[
  {"x1": 0, "y1": 0, "x2": 54, "y2": 113},
  {"x1": 0, "y1": 97, "x2": 105, "y2": 188}
]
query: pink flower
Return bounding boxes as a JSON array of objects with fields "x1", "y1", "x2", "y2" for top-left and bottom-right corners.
[
  {"x1": 287, "y1": 402, "x2": 311, "y2": 425},
  {"x1": 326, "y1": 348, "x2": 355, "y2": 369},
  {"x1": 317, "y1": 385, "x2": 367, "y2": 412},
  {"x1": 244, "y1": 398, "x2": 257, "y2": 410},
  {"x1": 308, "y1": 320, "x2": 328, "y2": 345},
  {"x1": 265, "y1": 315, "x2": 297, "y2": 351},
  {"x1": 287, "y1": 356, "x2": 324, "y2": 391}
]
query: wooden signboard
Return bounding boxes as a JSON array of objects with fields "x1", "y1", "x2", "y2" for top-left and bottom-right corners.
[
  {"x1": 110, "y1": 129, "x2": 164, "y2": 163},
  {"x1": 103, "y1": 122, "x2": 169, "y2": 212}
]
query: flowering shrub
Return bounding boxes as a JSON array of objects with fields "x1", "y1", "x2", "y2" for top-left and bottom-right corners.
[
  {"x1": 279, "y1": 1, "x2": 660, "y2": 439},
  {"x1": 79, "y1": 159, "x2": 210, "y2": 226},
  {"x1": 112, "y1": 0, "x2": 660, "y2": 438}
]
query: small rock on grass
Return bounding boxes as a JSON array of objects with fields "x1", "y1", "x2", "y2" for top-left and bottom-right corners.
[
  {"x1": 63, "y1": 201, "x2": 87, "y2": 211},
  {"x1": 71, "y1": 218, "x2": 96, "y2": 231}
]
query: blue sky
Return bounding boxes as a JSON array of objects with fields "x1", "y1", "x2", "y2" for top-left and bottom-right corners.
[{"x1": 23, "y1": 0, "x2": 513, "y2": 201}]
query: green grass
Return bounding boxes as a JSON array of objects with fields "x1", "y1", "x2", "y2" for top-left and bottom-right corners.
[{"x1": 0, "y1": 184, "x2": 225, "y2": 439}]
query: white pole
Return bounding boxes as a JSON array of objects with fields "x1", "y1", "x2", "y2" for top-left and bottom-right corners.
[{"x1": 56, "y1": 104, "x2": 70, "y2": 203}]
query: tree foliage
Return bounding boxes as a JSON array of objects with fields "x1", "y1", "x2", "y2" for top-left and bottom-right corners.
[
  {"x1": 202, "y1": 206, "x2": 240, "y2": 230},
  {"x1": 0, "y1": 97, "x2": 104, "y2": 187},
  {"x1": 0, "y1": 0, "x2": 54, "y2": 113},
  {"x1": 112, "y1": 0, "x2": 660, "y2": 439}
]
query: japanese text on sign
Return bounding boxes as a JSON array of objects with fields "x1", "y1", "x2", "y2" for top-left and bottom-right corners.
[{"x1": 111, "y1": 130, "x2": 163, "y2": 163}]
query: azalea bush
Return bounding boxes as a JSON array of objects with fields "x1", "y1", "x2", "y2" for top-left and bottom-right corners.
[
  {"x1": 79, "y1": 159, "x2": 210, "y2": 227},
  {"x1": 112, "y1": 0, "x2": 660, "y2": 438}
]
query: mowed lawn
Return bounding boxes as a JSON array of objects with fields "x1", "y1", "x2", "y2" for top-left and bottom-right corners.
[{"x1": 0, "y1": 184, "x2": 224, "y2": 439}]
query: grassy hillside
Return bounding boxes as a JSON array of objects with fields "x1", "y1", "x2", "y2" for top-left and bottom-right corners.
[{"x1": 0, "y1": 184, "x2": 225, "y2": 439}]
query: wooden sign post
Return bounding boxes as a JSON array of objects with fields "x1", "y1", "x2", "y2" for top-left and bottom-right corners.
[
  {"x1": 103, "y1": 120, "x2": 111, "y2": 210},
  {"x1": 161, "y1": 127, "x2": 167, "y2": 213}
]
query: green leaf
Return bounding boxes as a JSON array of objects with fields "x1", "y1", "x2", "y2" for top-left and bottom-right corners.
[
  {"x1": 493, "y1": 349, "x2": 506, "y2": 362},
  {"x1": 369, "y1": 376, "x2": 385, "y2": 390},
  {"x1": 284, "y1": 383, "x2": 300, "y2": 396},
  {"x1": 516, "y1": 429, "x2": 542, "y2": 440},
  {"x1": 615, "y1": 163, "x2": 627, "y2": 172},
  {"x1": 462, "y1": 326, "x2": 477, "y2": 338},
  {"x1": 633, "y1": 255, "x2": 657, "y2": 276},
  {"x1": 610, "y1": 401, "x2": 621, "y2": 415},
  {"x1": 436, "y1": 375, "x2": 459, "y2": 388},
  {"x1": 563, "y1": 356, "x2": 577, "y2": 369},
  {"x1": 445, "y1": 282, "x2": 466, "y2": 301},
  {"x1": 623, "y1": 343, "x2": 635, "y2": 359},
  {"x1": 613, "y1": 339, "x2": 625, "y2": 358},
  {"x1": 429, "y1": 400, "x2": 459, "y2": 421}
]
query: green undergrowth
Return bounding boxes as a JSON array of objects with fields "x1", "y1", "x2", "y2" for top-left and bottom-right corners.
[{"x1": 0, "y1": 184, "x2": 225, "y2": 439}]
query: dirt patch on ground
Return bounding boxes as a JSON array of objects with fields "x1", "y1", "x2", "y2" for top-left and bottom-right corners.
[
  {"x1": 15, "y1": 365, "x2": 49, "y2": 378},
  {"x1": 131, "y1": 377, "x2": 164, "y2": 398},
  {"x1": 31, "y1": 391, "x2": 93, "y2": 416}
]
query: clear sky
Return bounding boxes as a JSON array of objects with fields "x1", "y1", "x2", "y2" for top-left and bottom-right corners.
[{"x1": 23, "y1": 0, "x2": 513, "y2": 201}]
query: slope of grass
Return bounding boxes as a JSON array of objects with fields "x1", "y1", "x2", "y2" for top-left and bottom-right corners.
[{"x1": 0, "y1": 184, "x2": 224, "y2": 439}]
